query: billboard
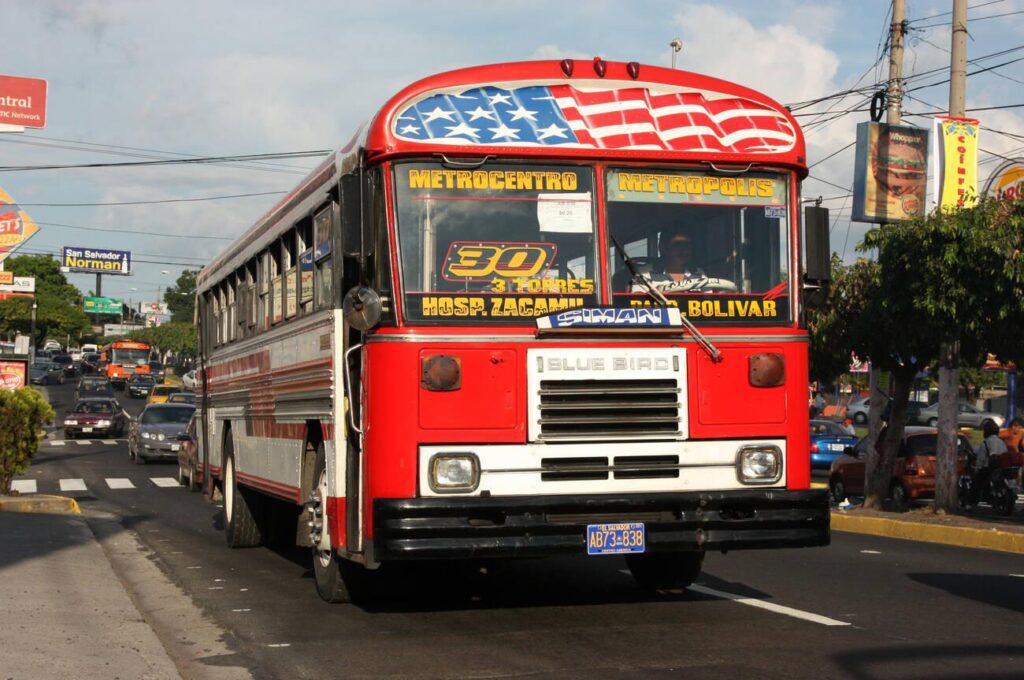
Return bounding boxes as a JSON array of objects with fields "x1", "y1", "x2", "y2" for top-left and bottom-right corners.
[
  {"x1": 0, "y1": 186, "x2": 40, "y2": 266},
  {"x1": 933, "y1": 116, "x2": 980, "y2": 211},
  {"x1": 852, "y1": 122, "x2": 929, "y2": 223},
  {"x1": 61, "y1": 246, "x2": 131, "y2": 275},
  {"x1": 0, "y1": 276, "x2": 35, "y2": 294},
  {"x1": 0, "y1": 74, "x2": 47, "y2": 129},
  {"x1": 83, "y1": 296, "x2": 123, "y2": 315},
  {"x1": 983, "y1": 158, "x2": 1024, "y2": 200},
  {"x1": 0, "y1": 359, "x2": 27, "y2": 390}
]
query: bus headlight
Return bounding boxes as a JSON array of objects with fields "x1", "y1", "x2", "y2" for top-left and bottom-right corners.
[
  {"x1": 428, "y1": 453, "x2": 479, "y2": 493},
  {"x1": 736, "y1": 445, "x2": 782, "y2": 484}
]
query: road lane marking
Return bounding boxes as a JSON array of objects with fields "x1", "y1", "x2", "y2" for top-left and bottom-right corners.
[
  {"x1": 266, "y1": 644, "x2": 291, "y2": 648},
  {"x1": 76, "y1": 440, "x2": 93, "y2": 445},
  {"x1": 11, "y1": 480, "x2": 37, "y2": 494},
  {"x1": 232, "y1": 608, "x2": 252, "y2": 612},
  {"x1": 102, "y1": 440, "x2": 117, "y2": 445},
  {"x1": 106, "y1": 478, "x2": 135, "y2": 490},
  {"x1": 50, "y1": 441, "x2": 65, "y2": 447},
  {"x1": 688, "y1": 584, "x2": 851, "y2": 627},
  {"x1": 1011, "y1": 574, "x2": 1024, "y2": 578},
  {"x1": 860, "y1": 550, "x2": 882, "y2": 554},
  {"x1": 59, "y1": 479, "x2": 87, "y2": 492},
  {"x1": 150, "y1": 478, "x2": 179, "y2": 488}
]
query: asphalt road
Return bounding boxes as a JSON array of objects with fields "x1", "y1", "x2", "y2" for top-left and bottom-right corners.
[{"x1": 16, "y1": 381, "x2": 1024, "y2": 679}]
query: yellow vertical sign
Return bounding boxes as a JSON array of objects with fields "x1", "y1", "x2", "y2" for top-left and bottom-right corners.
[
  {"x1": 0, "y1": 186, "x2": 40, "y2": 265},
  {"x1": 933, "y1": 116, "x2": 980, "y2": 211}
]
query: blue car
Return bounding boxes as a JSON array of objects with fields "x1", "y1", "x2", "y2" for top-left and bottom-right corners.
[{"x1": 810, "y1": 419, "x2": 858, "y2": 468}]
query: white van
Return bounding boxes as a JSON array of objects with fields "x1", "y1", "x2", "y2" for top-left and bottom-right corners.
[{"x1": 81, "y1": 343, "x2": 99, "y2": 354}]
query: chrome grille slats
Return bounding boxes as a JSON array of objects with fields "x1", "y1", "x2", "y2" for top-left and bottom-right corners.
[{"x1": 537, "y1": 378, "x2": 681, "y2": 440}]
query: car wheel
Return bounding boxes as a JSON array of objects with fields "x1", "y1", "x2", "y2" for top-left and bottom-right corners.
[
  {"x1": 224, "y1": 452, "x2": 262, "y2": 548},
  {"x1": 889, "y1": 481, "x2": 908, "y2": 511},
  {"x1": 188, "y1": 461, "x2": 201, "y2": 492},
  {"x1": 993, "y1": 485, "x2": 1016, "y2": 516},
  {"x1": 829, "y1": 476, "x2": 846, "y2": 505},
  {"x1": 928, "y1": 417, "x2": 938, "y2": 427},
  {"x1": 625, "y1": 552, "x2": 704, "y2": 591},
  {"x1": 853, "y1": 412, "x2": 867, "y2": 425}
]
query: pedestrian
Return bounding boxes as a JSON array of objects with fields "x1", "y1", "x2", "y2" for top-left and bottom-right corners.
[
  {"x1": 814, "y1": 392, "x2": 825, "y2": 417},
  {"x1": 971, "y1": 420, "x2": 1008, "y2": 505}
]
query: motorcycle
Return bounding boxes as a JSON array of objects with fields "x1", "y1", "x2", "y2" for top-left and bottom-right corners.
[{"x1": 957, "y1": 454, "x2": 1019, "y2": 516}]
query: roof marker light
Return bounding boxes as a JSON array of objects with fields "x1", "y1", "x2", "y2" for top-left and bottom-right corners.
[
  {"x1": 592, "y1": 57, "x2": 607, "y2": 78},
  {"x1": 560, "y1": 59, "x2": 574, "y2": 77},
  {"x1": 626, "y1": 62, "x2": 641, "y2": 80}
]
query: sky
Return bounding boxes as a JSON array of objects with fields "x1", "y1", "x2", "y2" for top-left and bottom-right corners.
[{"x1": 2, "y1": 0, "x2": 1023, "y2": 308}]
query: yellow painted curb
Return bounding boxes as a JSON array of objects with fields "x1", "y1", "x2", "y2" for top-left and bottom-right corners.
[
  {"x1": 0, "y1": 494, "x2": 81, "y2": 515},
  {"x1": 831, "y1": 512, "x2": 1024, "y2": 554}
]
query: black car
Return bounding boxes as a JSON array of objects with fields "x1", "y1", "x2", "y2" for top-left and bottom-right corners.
[
  {"x1": 148, "y1": 361, "x2": 165, "y2": 382},
  {"x1": 50, "y1": 353, "x2": 79, "y2": 378},
  {"x1": 80, "y1": 353, "x2": 101, "y2": 374},
  {"x1": 127, "y1": 373, "x2": 157, "y2": 398},
  {"x1": 76, "y1": 377, "x2": 115, "y2": 400}
]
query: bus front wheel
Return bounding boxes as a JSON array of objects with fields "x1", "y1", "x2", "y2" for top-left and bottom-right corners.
[{"x1": 626, "y1": 551, "x2": 704, "y2": 591}]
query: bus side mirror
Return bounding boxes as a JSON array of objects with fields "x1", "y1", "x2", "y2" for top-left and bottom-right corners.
[
  {"x1": 803, "y1": 205, "x2": 830, "y2": 308},
  {"x1": 342, "y1": 286, "x2": 382, "y2": 331},
  {"x1": 340, "y1": 173, "x2": 363, "y2": 260}
]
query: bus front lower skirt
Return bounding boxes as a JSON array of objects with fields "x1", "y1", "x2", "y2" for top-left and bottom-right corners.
[{"x1": 372, "y1": 489, "x2": 830, "y2": 560}]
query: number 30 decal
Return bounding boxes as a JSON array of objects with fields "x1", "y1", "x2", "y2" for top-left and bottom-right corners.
[{"x1": 442, "y1": 241, "x2": 558, "y2": 281}]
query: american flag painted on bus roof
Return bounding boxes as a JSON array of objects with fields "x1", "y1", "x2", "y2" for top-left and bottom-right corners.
[{"x1": 393, "y1": 84, "x2": 797, "y2": 154}]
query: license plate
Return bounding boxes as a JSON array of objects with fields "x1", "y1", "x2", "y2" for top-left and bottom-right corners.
[
  {"x1": 829, "y1": 443, "x2": 845, "y2": 451},
  {"x1": 171, "y1": 444, "x2": 180, "y2": 452},
  {"x1": 586, "y1": 522, "x2": 645, "y2": 555},
  {"x1": 82, "y1": 427, "x2": 93, "y2": 433}
]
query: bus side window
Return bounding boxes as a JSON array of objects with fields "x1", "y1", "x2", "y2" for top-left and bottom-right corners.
[{"x1": 314, "y1": 203, "x2": 334, "y2": 310}]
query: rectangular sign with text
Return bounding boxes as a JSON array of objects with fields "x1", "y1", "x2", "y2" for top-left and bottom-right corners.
[
  {"x1": 61, "y1": 247, "x2": 132, "y2": 275},
  {"x1": 0, "y1": 74, "x2": 47, "y2": 128}
]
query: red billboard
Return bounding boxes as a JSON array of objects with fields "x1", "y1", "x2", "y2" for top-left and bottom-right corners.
[
  {"x1": 0, "y1": 359, "x2": 27, "y2": 390},
  {"x1": 0, "y1": 74, "x2": 47, "y2": 128}
]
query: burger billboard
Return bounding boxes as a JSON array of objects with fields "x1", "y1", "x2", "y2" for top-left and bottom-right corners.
[{"x1": 852, "y1": 121, "x2": 929, "y2": 223}]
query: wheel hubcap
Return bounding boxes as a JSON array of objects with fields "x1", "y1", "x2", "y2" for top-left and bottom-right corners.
[
  {"x1": 308, "y1": 468, "x2": 331, "y2": 566},
  {"x1": 225, "y1": 459, "x2": 234, "y2": 521}
]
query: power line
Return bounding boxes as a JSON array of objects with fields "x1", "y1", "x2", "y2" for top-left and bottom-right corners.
[
  {"x1": 32, "y1": 219, "x2": 236, "y2": 241},
  {"x1": 0, "y1": 149, "x2": 330, "y2": 173},
  {"x1": 913, "y1": 8, "x2": 1024, "y2": 29},
  {"x1": 16, "y1": 190, "x2": 288, "y2": 208},
  {"x1": 909, "y1": 0, "x2": 1005, "y2": 22},
  {"x1": 809, "y1": 141, "x2": 856, "y2": 169}
]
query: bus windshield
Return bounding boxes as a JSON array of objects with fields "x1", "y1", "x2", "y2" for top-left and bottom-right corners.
[
  {"x1": 111, "y1": 348, "x2": 150, "y2": 365},
  {"x1": 606, "y1": 168, "x2": 791, "y2": 324},
  {"x1": 394, "y1": 161, "x2": 598, "y2": 324}
]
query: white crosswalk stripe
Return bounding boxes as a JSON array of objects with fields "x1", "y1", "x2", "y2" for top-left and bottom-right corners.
[
  {"x1": 11, "y1": 479, "x2": 37, "y2": 494},
  {"x1": 50, "y1": 441, "x2": 65, "y2": 447},
  {"x1": 150, "y1": 477, "x2": 180, "y2": 488},
  {"x1": 102, "y1": 440, "x2": 117, "y2": 445},
  {"x1": 105, "y1": 478, "x2": 135, "y2": 490},
  {"x1": 59, "y1": 478, "x2": 87, "y2": 492},
  {"x1": 76, "y1": 440, "x2": 92, "y2": 446}
]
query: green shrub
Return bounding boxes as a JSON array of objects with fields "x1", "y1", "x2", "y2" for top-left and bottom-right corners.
[{"x1": 0, "y1": 388, "x2": 54, "y2": 495}]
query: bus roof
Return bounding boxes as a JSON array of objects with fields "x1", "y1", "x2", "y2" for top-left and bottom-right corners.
[{"x1": 199, "y1": 59, "x2": 805, "y2": 291}]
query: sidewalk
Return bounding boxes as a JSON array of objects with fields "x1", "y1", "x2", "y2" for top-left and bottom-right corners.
[{"x1": 0, "y1": 500, "x2": 182, "y2": 679}]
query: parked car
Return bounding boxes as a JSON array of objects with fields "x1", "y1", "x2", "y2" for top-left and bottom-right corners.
[
  {"x1": 809, "y1": 419, "x2": 859, "y2": 469},
  {"x1": 845, "y1": 396, "x2": 873, "y2": 424},
  {"x1": 182, "y1": 369, "x2": 197, "y2": 391},
  {"x1": 75, "y1": 376, "x2": 115, "y2": 400},
  {"x1": 127, "y1": 373, "x2": 158, "y2": 399},
  {"x1": 915, "y1": 402, "x2": 1004, "y2": 429},
  {"x1": 146, "y1": 384, "x2": 180, "y2": 404},
  {"x1": 29, "y1": 360, "x2": 65, "y2": 385},
  {"x1": 176, "y1": 412, "x2": 203, "y2": 491},
  {"x1": 63, "y1": 398, "x2": 129, "y2": 439},
  {"x1": 828, "y1": 427, "x2": 972, "y2": 508},
  {"x1": 128, "y1": 403, "x2": 196, "y2": 464},
  {"x1": 166, "y1": 392, "x2": 195, "y2": 405}
]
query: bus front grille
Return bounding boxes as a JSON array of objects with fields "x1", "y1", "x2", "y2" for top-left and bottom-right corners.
[{"x1": 537, "y1": 379, "x2": 681, "y2": 440}]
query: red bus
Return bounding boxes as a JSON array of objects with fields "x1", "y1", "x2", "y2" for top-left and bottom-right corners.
[
  {"x1": 196, "y1": 59, "x2": 831, "y2": 603},
  {"x1": 100, "y1": 340, "x2": 152, "y2": 386}
]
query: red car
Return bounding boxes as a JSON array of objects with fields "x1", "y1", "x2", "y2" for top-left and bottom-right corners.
[
  {"x1": 63, "y1": 398, "x2": 129, "y2": 439},
  {"x1": 828, "y1": 427, "x2": 971, "y2": 508}
]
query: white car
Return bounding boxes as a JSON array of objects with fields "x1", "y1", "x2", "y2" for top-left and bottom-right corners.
[
  {"x1": 182, "y1": 370, "x2": 197, "y2": 391},
  {"x1": 69, "y1": 348, "x2": 82, "y2": 362}
]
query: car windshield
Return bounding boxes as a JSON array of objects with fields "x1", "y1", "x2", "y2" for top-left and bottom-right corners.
[
  {"x1": 395, "y1": 161, "x2": 599, "y2": 324},
  {"x1": 811, "y1": 421, "x2": 847, "y2": 436},
  {"x1": 606, "y1": 168, "x2": 791, "y2": 324},
  {"x1": 80, "y1": 383, "x2": 111, "y2": 392},
  {"x1": 32, "y1": 361, "x2": 53, "y2": 370},
  {"x1": 168, "y1": 394, "x2": 195, "y2": 403},
  {"x1": 130, "y1": 375, "x2": 156, "y2": 384},
  {"x1": 52, "y1": 355, "x2": 71, "y2": 365},
  {"x1": 141, "y1": 406, "x2": 194, "y2": 425},
  {"x1": 74, "y1": 401, "x2": 113, "y2": 414}
]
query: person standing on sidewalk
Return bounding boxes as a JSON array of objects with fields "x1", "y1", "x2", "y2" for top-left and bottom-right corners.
[{"x1": 972, "y1": 420, "x2": 1008, "y2": 505}]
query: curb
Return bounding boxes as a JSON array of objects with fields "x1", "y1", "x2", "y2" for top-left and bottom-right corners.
[
  {"x1": 831, "y1": 512, "x2": 1024, "y2": 554},
  {"x1": 0, "y1": 494, "x2": 81, "y2": 515}
]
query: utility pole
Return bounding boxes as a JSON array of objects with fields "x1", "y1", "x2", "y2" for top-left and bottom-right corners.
[
  {"x1": 865, "y1": 0, "x2": 906, "y2": 508},
  {"x1": 935, "y1": 0, "x2": 969, "y2": 512}
]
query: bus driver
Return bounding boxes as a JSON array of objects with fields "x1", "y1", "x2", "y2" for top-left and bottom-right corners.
[{"x1": 615, "y1": 225, "x2": 737, "y2": 293}]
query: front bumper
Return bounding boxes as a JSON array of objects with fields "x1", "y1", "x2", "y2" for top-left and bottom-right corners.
[
  {"x1": 65, "y1": 425, "x2": 117, "y2": 436},
  {"x1": 139, "y1": 442, "x2": 179, "y2": 459},
  {"x1": 373, "y1": 489, "x2": 830, "y2": 561}
]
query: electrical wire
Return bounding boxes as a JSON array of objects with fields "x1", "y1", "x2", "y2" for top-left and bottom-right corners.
[
  {"x1": 16, "y1": 191, "x2": 288, "y2": 208},
  {"x1": 0, "y1": 149, "x2": 330, "y2": 173},
  {"x1": 31, "y1": 220, "x2": 235, "y2": 241},
  {"x1": 913, "y1": 8, "x2": 1024, "y2": 30}
]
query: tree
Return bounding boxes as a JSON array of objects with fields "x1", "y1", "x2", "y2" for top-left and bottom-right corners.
[
  {"x1": 163, "y1": 270, "x2": 198, "y2": 323},
  {"x1": 0, "y1": 388, "x2": 54, "y2": 495},
  {"x1": 863, "y1": 196, "x2": 1024, "y2": 512},
  {"x1": 0, "y1": 255, "x2": 91, "y2": 346},
  {"x1": 126, "y1": 322, "x2": 197, "y2": 356}
]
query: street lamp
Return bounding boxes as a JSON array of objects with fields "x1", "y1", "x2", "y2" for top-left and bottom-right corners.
[
  {"x1": 30, "y1": 300, "x2": 37, "y2": 359},
  {"x1": 670, "y1": 38, "x2": 683, "y2": 69}
]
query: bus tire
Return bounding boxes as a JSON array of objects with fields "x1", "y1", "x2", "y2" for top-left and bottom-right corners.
[
  {"x1": 626, "y1": 551, "x2": 704, "y2": 591},
  {"x1": 310, "y1": 444, "x2": 368, "y2": 603},
  {"x1": 224, "y1": 452, "x2": 262, "y2": 548}
]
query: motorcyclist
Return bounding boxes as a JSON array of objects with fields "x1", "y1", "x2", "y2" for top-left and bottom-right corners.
[{"x1": 971, "y1": 420, "x2": 1008, "y2": 505}]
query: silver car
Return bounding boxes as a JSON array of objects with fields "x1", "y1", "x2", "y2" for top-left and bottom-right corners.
[
  {"x1": 128, "y1": 403, "x2": 196, "y2": 464},
  {"x1": 915, "y1": 402, "x2": 1004, "y2": 429}
]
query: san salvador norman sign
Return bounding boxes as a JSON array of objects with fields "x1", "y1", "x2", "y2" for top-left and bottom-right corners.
[{"x1": 61, "y1": 246, "x2": 131, "y2": 275}]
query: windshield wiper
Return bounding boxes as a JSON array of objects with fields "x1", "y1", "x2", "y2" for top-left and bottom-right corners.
[{"x1": 610, "y1": 237, "x2": 721, "y2": 362}]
